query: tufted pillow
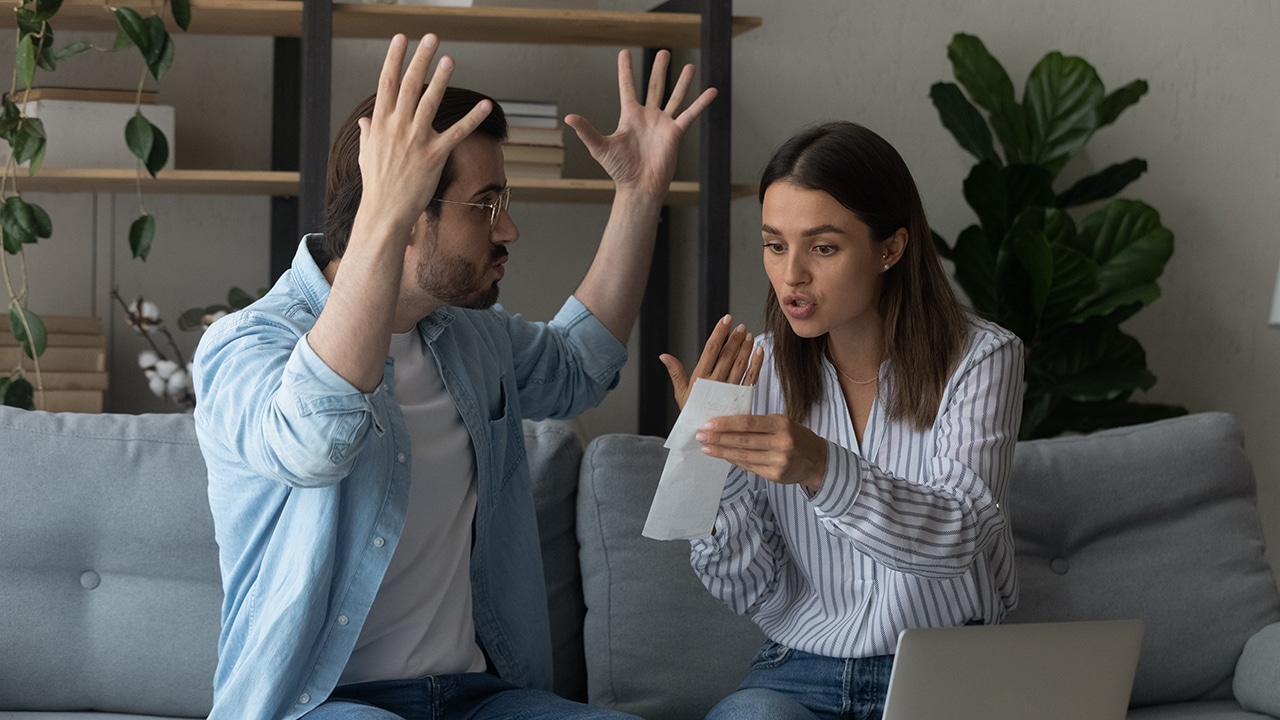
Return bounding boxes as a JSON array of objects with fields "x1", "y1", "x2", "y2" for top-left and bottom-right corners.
[{"x1": 1008, "y1": 413, "x2": 1280, "y2": 707}]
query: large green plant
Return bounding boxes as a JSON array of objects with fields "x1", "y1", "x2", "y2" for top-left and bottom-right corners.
[
  {"x1": 931, "y1": 33, "x2": 1184, "y2": 439},
  {"x1": 2, "y1": 0, "x2": 188, "y2": 409}
]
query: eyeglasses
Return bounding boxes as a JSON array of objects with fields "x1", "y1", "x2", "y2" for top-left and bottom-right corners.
[{"x1": 432, "y1": 187, "x2": 511, "y2": 232}]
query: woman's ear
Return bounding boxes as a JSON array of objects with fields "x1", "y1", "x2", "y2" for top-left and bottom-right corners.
[{"x1": 881, "y1": 227, "x2": 908, "y2": 271}]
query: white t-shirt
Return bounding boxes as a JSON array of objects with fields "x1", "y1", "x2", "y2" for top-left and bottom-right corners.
[{"x1": 339, "y1": 330, "x2": 487, "y2": 685}]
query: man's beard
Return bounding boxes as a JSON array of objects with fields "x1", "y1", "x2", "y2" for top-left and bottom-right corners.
[{"x1": 416, "y1": 245, "x2": 507, "y2": 309}]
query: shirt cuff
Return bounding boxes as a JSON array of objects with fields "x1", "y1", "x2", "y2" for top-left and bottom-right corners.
[
  {"x1": 280, "y1": 332, "x2": 389, "y2": 434},
  {"x1": 807, "y1": 440, "x2": 864, "y2": 517},
  {"x1": 554, "y1": 295, "x2": 628, "y2": 386}
]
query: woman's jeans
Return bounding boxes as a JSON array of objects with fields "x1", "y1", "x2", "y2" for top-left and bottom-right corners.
[{"x1": 705, "y1": 641, "x2": 894, "y2": 720}]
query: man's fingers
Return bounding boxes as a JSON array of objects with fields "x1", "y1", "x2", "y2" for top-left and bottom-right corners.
[
  {"x1": 373, "y1": 34, "x2": 410, "y2": 124},
  {"x1": 437, "y1": 99, "x2": 493, "y2": 148},
  {"x1": 616, "y1": 49, "x2": 638, "y2": 106},
  {"x1": 673, "y1": 87, "x2": 718, "y2": 131},
  {"x1": 664, "y1": 63, "x2": 695, "y2": 114},
  {"x1": 416, "y1": 52, "x2": 455, "y2": 129},
  {"x1": 564, "y1": 113, "x2": 606, "y2": 156},
  {"x1": 645, "y1": 49, "x2": 670, "y2": 108},
  {"x1": 400, "y1": 34, "x2": 441, "y2": 116}
]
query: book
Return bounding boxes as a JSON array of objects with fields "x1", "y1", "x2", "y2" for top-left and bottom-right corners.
[
  {"x1": 498, "y1": 99, "x2": 558, "y2": 117},
  {"x1": 0, "y1": 332, "x2": 104, "y2": 348},
  {"x1": 0, "y1": 346, "x2": 105, "y2": 372},
  {"x1": 506, "y1": 125, "x2": 564, "y2": 147},
  {"x1": 5, "y1": 87, "x2": 159, "y2": 104},
  {"x1": 505, "y1": 161, "x2": 563, "y2": 179},
  {"x1": 505, "y1": 114, "x2": 562, "y2": 129},
  {"x1": 0, "y1": 314, "x2": 102, "y2": 335},
  {"x1": 503, "y1": 144, "x2": 565, "y2": 165}
]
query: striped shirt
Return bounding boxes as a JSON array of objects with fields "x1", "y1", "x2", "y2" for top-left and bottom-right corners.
[{"x1": 689, "y1": 315, "x2": 1024, "y2": 658}]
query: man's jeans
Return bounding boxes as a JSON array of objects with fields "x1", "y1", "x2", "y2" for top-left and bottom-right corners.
[
  {"x1": 304, "y1": 672, "x2": 640, "y2": 720},
  {"x1": 705, "y1": 641, "x2": 894, "y2": 720}
]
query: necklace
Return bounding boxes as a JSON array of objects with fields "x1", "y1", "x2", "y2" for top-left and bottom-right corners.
[{"x1": 828, "y1": 351, "x2": 879, "y2": 385}]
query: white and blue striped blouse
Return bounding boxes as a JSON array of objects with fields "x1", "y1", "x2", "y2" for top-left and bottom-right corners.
[{"x1": 689, "y1": 315, "x2": 1025, "y2": 659}]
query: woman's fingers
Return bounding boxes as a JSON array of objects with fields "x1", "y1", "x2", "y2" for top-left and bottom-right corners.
[{"x1": 659, "y1": 353, "x2": 690, "y2": 409}]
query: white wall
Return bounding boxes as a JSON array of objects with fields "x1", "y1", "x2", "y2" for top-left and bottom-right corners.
[{"x1": 6, "y1": 2, "x2": 1279, "y2": 560}]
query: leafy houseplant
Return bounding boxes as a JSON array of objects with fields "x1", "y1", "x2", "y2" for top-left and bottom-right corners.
[
  {"x1": 2, "y1": 0, "x2": 189, "y2": 409},
  {"x1": 931, "y1": 33, "x2": 1185, "y2": 439}
]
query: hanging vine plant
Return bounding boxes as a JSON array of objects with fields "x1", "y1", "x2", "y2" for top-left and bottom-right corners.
[{"x1": 1, "y1": 0, "x2": 189, "y2": 409}]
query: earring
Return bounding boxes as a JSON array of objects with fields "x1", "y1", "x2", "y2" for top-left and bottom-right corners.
[{"x1": 883, "y1": 264, "x2": 890, "y2": 271}]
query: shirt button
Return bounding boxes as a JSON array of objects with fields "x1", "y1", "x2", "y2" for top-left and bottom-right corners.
[
  {"x1": 373, "y1": 536, "x2": 385, "y2": 548},
  {"x1": 299, "y1": 693, "x2": 311, "y2": 704},
  {"x1": 397, "y1": 452, "x2": 406, "y2": 463},
  {"x1": 338, "y1": 615, "x2": 349, "y2": 625}
]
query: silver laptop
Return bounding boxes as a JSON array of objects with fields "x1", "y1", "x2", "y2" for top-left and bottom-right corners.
[{"x1": 882, "y1": 619, "x2": 1144, "y2": 720}]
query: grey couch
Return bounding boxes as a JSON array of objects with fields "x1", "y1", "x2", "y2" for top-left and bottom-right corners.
[{"x1": 1, "y1": 408, "x2": 1277, "y2": 719}]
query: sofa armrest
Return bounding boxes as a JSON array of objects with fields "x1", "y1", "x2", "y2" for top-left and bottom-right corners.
[{"x1": 1235, "y1": 621, "x2": 1280, "y2": 716}]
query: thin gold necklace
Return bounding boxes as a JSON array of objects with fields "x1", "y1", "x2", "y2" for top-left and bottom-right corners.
[{"x1": 828, "y1": 350, "x2": 879, "y2": 385}]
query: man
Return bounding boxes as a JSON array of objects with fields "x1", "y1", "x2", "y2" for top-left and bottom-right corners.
[{"x1": 192, "y1": 34, "x2": 715, "y2": 720}]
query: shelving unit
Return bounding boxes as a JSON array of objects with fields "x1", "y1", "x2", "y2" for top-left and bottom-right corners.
[{"x1": 3, "y1": 0, "x2": 761, "y2": 434}]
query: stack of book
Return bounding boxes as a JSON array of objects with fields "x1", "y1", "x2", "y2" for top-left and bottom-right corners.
[
  {"x1": 0, "y1": 315, "x2": 107, "y2": 413},
  {"x1": 499, "y1": 99, "x2": 564, "y2": 179}
]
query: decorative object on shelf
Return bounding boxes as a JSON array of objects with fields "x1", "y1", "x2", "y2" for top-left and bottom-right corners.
[
  {"x1": 19, "y1": 86, "x2": 175, "y2": 170},
  {"x1": 931, "y1": 33, "x2": 1185, "y2": 439},
  {"x1": 2, "y1": 0, "x2": 190, "y2": 410},
  {"x1": 109, "y1": 285, "x2": 264, "y2": 411}
]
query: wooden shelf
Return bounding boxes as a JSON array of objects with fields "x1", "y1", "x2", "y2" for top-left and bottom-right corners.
[
  {"x1": 13, "y1": 168, "x2": 755, "y2": 204},
  {"x1": 4, "y1": 1, "x2": 762, "y2": 47}
]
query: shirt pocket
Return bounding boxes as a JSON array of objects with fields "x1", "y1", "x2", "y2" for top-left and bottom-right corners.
[{"x1": 485, "y1": 376, "x2": 527, "y2": 496}]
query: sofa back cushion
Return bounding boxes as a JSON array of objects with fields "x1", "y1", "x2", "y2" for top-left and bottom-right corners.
[
  {"x1": 1008, "y1": 412, "x2": 1280, "y2": 706},
  {"x1": 523, "y1": 419, "x2": 588, "y2": 702},
  {"x1": 0, "y1": 408, "x2": 220, "y2": 717},
  {"x1": 577, "y1": 433, "x2": 764, "y2": 720}
]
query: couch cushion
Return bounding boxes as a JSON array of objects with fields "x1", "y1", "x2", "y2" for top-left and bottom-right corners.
[
  {"x1": 577, "y1": 433, "x2": 764, "y2": 720},
  {"x1": 524, "y1": 419, "x2": 588, "y2": 703},
  {"x1": 1008, "y1": 413, "x2": 1280, "y2": 707},
  {"x1": 1126, "y1": 700, "x2": 1272, "y2": 719},
  {"x1": 0, "y1": 408, "x2": 219, "y2": 717}
]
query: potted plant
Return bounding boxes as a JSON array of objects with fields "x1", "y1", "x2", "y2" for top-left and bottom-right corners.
[
  {"x1": 1, "y1": 0, "x2": 189, "y2": 408},
  {"x1": 931, "y1": 33, "x2": 1185, "y2": 439}
]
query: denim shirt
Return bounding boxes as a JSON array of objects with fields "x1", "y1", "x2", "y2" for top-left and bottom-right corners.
[{"x1": 192, "y1": 238, "x2": 625, "y2": 720}]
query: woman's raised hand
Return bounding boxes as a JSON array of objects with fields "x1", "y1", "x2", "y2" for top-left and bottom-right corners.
[{"x1": 660, "y1": 314, "x2": 764, "y2": 411}]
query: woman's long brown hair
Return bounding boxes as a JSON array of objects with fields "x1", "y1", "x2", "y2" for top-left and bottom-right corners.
[{"x1": 761, "y1": 122, "x2": 968, "y2": 429}]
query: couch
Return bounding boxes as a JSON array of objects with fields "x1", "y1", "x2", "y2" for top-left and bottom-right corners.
[{"x1": 1, "y1": 408, "x2": 1277, "y2": 719}]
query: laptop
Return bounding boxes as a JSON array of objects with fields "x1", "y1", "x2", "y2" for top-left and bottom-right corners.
[{"x1": 882, "y1": 619, "x2": 1144, "y2": 720}]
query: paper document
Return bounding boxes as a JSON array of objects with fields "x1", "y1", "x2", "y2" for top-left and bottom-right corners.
[{"x1": 642, "y1": 379, "x2": 754, "y2": 541}]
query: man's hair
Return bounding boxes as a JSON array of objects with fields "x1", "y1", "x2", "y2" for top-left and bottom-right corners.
[
  {"x1": 760, "y1": 121, "x2": 969, "y2": 429},
  {"x1": 319, "y1": 86, "x2": 508, "y2": 262}
]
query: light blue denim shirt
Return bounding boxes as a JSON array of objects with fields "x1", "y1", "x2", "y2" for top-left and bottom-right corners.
[{"x1": 192, "y1": 237, "x2": 626, "y2": 720}]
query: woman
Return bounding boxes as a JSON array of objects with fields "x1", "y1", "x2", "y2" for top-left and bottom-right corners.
[{"x1": 660, "y1": 122, "x2": 1024, "y2": 720}]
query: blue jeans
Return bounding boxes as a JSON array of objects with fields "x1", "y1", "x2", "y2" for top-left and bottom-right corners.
[
  {"x1": 705, "y1": 641, "x2": 894, "y2": 720},
  {"x1": 304, "y1": 672, "x2": 640, "y2": 720}
]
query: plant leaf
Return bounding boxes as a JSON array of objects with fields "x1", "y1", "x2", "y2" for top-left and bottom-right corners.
[
  {"x1": 145, "y1": 123, "x2": 169, "y2": 176},
  {"x1": 0, "y1": 100, "x2": 22, "y2": 138},
  {"x1": 112, "y1": 28, "x2": 136, "y2": 51},
  {"x1": 0, "y1": 197, "x2": 37, "y2": 244},
  {"x1": 9, "y1": 304, "x2": 47, "y2": 359},
  {"x1": 947, "y1": 33, "x2": 1027, "y2": 163},
  {"x1": 963, "y1": 161, "x2": 1007, "y2": 247},
  {"x1": 1003, "y1": 164, "x2": 1056, "y2": 221},
  {"x1": 1100, "y1": 79, "x2": 1149, "y2": 128},
  {"x1": 1035, "y1": 323, "x2": 1152, "y2": 402},
  {"x1": 1055, "y1": 158, "x2": 1148, "y2": 208},
  {"x1": 130, "y1": 213, "x2": 156, "y2": 260},
  {"x1": 16, "y1": 35, "x2": 37, "y2": 89},
  {"x1": 12, "y1": 118, "x2": 47, "y2": 166},
  {"x1": 228, "y1": 286, "x2": 255, "y2": 309},
  {"x1": 178, "y1": 307, "x2": 207, "y2": 331},
  {"x1": 33, "y1": 0, "x2": 63, "y2": 22},
  {"x1": 172, "y1": 0, "x2": 192, "y2": 31},
  {"x1": 930, "y1": 82, "x2": 999, "y2": 165},
  {"x1": 149, "y1": 31, "x2": 176, "y2": 82},
  {"x1": 2, "y1": 229, "x2": 22, "y2": 254},
  {"x1": 1012, "y1": 228, "x2": 1053, "y2": 321},
  {"x1": 951, "y1": 225, "x2": 998, "y2": 316},
  {"x1": 1041, "y1": 241, "x2": 1099, "y2": 333},
  {"x1": 125, "y1": 112, "x2": 155, "y2": 164},
  {"x1": 55, "y1": 40, "x2": 93, "y2": 61},
  {"x1": 3, "y1": 376, "x2": 35, "y2": 410},
  {"x1": 932, "y1": 229, "x2": 953, "y2": 261},
  {"x1": 36, "y1": 43, "x2": 57, "y2": 72},
  {"x1": 29, "y1": 202, "x2": 52, "y2": 239},
  {"x1": 1022, "y1": 51, "x2": 1104, "y2": 178},
  {"x1": 115, "y1": 8, "x2": 151, "y2": 55}
]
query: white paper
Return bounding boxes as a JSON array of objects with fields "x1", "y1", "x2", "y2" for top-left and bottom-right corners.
[{"x1": 642, "y1": 379, "x2": 754, "y2": 540}]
